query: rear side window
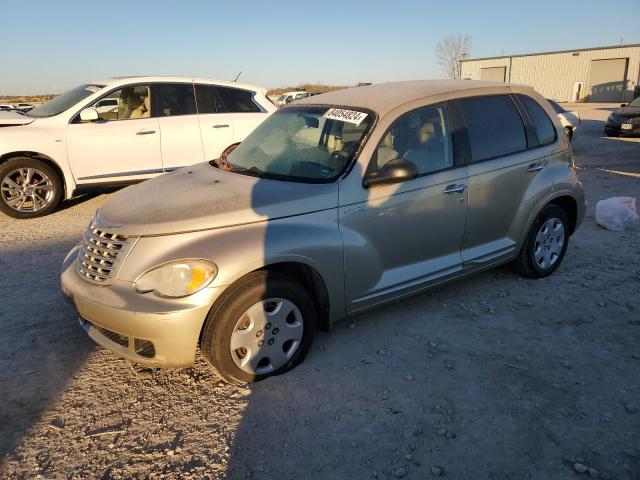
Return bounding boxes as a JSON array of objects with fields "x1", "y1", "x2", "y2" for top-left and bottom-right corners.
[
  {"x1": 459, "y1": 95, "x2": 527, "y2": 162},
  {"x1": 518, "y1": 95, "x2": 556, "y2": 145},
  {"x1": 195, "y1": 84, "x2": 226, "y2": 114},
  {"x1": 155, "y1": 83, "x2": 197, "y2": 117},
  {"x1": 216, "y1": 86, "x2": 261, "y2": 113}
]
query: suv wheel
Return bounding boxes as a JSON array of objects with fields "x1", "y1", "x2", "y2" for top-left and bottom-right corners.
[
  {"x1": 513, "y1": 205, "x2": 569, "y2": 278},
  {"x1": 0, "y1": 157, "x2": 62, "y2": 219},
  {"x1": 201, "y1": 271, "x2": 316, "y2": 383}
]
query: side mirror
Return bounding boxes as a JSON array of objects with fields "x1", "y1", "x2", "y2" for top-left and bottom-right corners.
[
  {"x1": 79, "y1": 107, "x2": 99, "y2": 122},
  {"x1": 620, "y1": 103, "x2": 627, "y2": 108},
  {"x1": 363, "y1": 158, "x2": 419, "y2": 188}
]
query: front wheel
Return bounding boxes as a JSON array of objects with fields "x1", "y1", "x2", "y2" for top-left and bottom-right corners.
[
  {"x1": 513, "y1": 205, "x2": 570, "y2": 278},
  {"x1": 0, "y1": 157, "x2": 62, "y2": 219},
  {"x1": 200, "y1": 271, "x2": 316, "y2": 383}
]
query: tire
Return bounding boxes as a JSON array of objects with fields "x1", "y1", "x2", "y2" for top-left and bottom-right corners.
[
  {"x1": 513, "y1": 205, "x2": 570, "y2": 279},
  {"x1": 200, "y1": 271, "x2": 317, "y2": 384},
  {"x1": 0, "y1": 156, "x2": 63, "y2": 219}
]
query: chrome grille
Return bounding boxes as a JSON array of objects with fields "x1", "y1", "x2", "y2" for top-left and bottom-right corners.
[{"x1": 77, "y1": 225, "x2": 129, "y2": 284}]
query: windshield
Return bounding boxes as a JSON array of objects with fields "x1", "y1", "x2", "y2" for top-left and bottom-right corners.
[
  {"x1": 27, "y1": 84, "x2": 104, "y2": 118},
  {"x1": 629, "y1": 97, "x2": 640, "y2": 108},
  {"x1": 220, "y1": 106, "x2": 373, "y2": 182}
]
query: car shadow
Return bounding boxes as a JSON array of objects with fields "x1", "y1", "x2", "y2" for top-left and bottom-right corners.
[{"x1": 0, "y1": 240, "x2": 94, "y2": 460}]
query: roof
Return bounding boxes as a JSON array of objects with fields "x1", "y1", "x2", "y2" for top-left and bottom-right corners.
[
  {"x1": 461, "y1": 43, "x2": 640, "y2": 62},
  {"x1": 88, "y1": 76, "x2": 267, "y2": 93},
  {"x1": 294, "y1": 79, "x2": 526, "y2": 116}
]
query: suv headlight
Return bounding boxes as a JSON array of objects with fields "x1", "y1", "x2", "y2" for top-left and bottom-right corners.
[{"x1": 134, "y1": 259, "x2": 217, "y2": 298}]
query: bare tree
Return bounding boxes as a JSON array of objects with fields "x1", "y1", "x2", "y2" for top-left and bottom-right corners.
[{"x1": 435, "y1": 35, "x2": 472, "y2": 79}]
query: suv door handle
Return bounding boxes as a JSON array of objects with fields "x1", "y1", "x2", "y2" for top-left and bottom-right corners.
[
  {"x1": 212, "y1": 124, "x2": 230, "y2": 129},
  {"x1": 526, "y1": 162, "x2": 545, "y2": 172},
  {"x1": 136, "y1": 130, "x2": 156, "y2": 135},
  {"x1": 442, "y1": 184, "x2": 467, "y2": 194}
]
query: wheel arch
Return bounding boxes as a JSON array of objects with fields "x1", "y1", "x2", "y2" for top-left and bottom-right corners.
[
  {"x1": 0, "y1": 151, "x2": 70, "y2": 198},
  {"x1": 548, "y1": 195, "x2": 578, "y2": 235}
]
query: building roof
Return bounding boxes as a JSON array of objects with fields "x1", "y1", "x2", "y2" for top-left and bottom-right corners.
[
  {"x1": 294, "y1": 79, "x2": 525, "y2": 116},
  {"x1": 461, "y1": 43, "x2": 640, "y2": 62}
]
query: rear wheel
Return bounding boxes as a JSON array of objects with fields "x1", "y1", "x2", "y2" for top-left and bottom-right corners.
[
  {"x1": 200, "y1": 271, "x2": 316, "y2": 384},
  {"x1": 513, "y1": 205, "x2": 569, "y2": 278},
  {"x1": 0, "y1": 157, "x2": 62, "y2": 219}
]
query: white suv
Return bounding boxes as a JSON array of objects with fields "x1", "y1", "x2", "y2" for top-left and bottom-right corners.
[{"x1": 0, "y1": 76, "x2": 276, "y2": 218}]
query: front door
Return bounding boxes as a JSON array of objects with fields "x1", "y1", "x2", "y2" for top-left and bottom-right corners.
[
  {"x1": 194, "y1": 83, "x2": 234, "y2": 162},
  {"x1": 67, "y1": 84, "x2": 162, "y2": 183},
  {"x1": 340, "y1": 102, "x2": 468, "y2": 312}
]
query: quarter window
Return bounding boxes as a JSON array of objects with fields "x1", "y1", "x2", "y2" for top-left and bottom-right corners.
[
  {"x1": 90, "y1": 85, "x2": 150, "y2": 121},
  {"x1": 518, "y1": 95, "x2": 556, "y2": 145},
  {"x1": 216, "y1": 86, "x2": 261, "y2": 112},
  {"x1": 459, "y1": 95, "x2": 527, "y2": 162},
  {"x1": 195, "y1": 84, "x2": 226, "y2": 114},
  {"x1": 155, "y1": 83, "x2": 197, "y2": 117},
  {"x1": 373, "y1": 103, "x2": 454, "y2": 175}
]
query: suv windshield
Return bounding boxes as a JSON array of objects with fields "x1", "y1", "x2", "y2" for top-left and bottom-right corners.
[
  {"x1": 629, "y1": 97, "x2": 640, "y2": 108},
  {"x1": 219, "y1": 106, "x2": 373, "y2": 182},
  {"x1": 27, "y1": 84, "x2": 104, "y2": 118}
]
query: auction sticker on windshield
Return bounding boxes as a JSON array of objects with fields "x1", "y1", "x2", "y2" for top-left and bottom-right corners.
[{"x1": 323, "y1": 108, "x2": 368, "y2": 125}]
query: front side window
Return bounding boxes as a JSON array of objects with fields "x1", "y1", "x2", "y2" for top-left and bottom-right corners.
[
  {"x1": 220, "y1": 106, "x2": 373, "y2": 182},
  {"x1": 155, "y1": 83, "x2": 197, "y2": 117},
  {"x1": 459, "y1": 95, "x2": 527, "y2": 162},
  {"x1": 89, "y1": 85, "x2": 150, "y2": 121},
  {"x1": 518, "y1": 95, "x2": 556, "y2": 145},
  {"x1": 216, "y1": 86, "x2": 261, "y2": 112},
  {"x1": 372, "y1": 103, "x2": 453, "y2": 175},
  {"x1": 547, "y1": 99, "x2": 566, "y2": 114},
  {"x1": 28, "y1": 84, "x2": 105, "y2": 118}
]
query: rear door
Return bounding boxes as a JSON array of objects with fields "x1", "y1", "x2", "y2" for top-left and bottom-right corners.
[
  {"x1": 154, "y1": 83, "x2": 204, "y2": 171},
  {"x1": 215, "y1": 86, "x2": 269, "y2": 145},
  {"x1": 195, "y1": 84, "x2": 234, "y2": 162},
  {"x1": 456, "y1": 94, "x2": 555, "y2": 266}
]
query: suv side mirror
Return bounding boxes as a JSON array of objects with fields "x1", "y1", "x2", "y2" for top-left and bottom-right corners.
[
  {"x1": 79, "y1": 107, "x2": 99, "y2": 122},
  {"x1": 363, "y1": 158, "x2": 419, "y2": 188},
  {"x1": 620, "y1": 103, "x2": 627, "y2": 108}
]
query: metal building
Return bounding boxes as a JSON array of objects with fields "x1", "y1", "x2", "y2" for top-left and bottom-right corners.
[{"x1": 460, "y1": 44, "x2": 640, "y2": 103}]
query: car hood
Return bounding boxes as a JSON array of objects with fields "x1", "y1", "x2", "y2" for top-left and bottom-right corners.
[
  {"x1": 0, "y1": 111, "x2": 35, "y2": 126},
  {"x1": 95, "y1": 162, "x2": 339, "y2": 236},
  {"x1": 615, "y1": 106, "x2": 640, "y2": 119}
]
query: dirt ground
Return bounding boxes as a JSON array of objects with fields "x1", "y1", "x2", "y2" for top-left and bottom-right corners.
[{"x1": 0, "y1": 104, "x2": 639, "y2": 480}]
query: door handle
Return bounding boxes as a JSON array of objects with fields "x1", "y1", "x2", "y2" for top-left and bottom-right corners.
[
  {"x1": 442, "y1": 184, "x2": 467, "y2": 194},
  {"x1": 526, "y1": 162, "x2": 545, "y2": 172},
  {"x1": 136, "y1": 130, "x2": 156, "y2": 135},
  {"x1": 212, "y1": 124, "x2": 230, "y2": 129}
]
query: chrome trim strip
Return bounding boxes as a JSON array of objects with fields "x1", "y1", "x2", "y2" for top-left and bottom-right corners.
[{"x1": 77, "y1": 168, "x2": 164, "y2": 180}]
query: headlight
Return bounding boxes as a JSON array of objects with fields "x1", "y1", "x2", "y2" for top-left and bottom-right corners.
[{"x1": 134, "y1": 259, "x2": 217, "y2": 298}]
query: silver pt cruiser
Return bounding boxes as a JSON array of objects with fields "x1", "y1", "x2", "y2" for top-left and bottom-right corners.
[{"x1": 61, "y1": 80, "x2": 585, "y2": 383}]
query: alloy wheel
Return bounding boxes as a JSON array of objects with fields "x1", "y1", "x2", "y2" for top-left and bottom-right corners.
[
  {"x1": 1, "y1": 167, "x2": 55, "y2": 213},
  {"x1": 533, "y1": 217, "x2": 565, "y2": 269}
]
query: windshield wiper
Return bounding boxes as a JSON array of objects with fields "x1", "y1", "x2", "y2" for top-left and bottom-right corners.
[{"x1": 227, "y1": 165, "x2": 266, "y2": 178}]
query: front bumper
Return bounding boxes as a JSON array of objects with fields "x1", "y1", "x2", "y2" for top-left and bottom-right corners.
[{"x1": 60, "y1": 245, "x2": 221, "y2": 368}]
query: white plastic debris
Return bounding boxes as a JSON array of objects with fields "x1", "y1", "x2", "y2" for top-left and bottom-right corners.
[{"x1": 595, "y1": 197, "x2": 639, "y2": 231}]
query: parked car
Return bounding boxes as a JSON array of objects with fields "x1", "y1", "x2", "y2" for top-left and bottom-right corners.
[
  {"x1": 61, "y1": 80, "x2": 585, "y2": 383},
  {"x1": 547, "y1": 99, "x2": 580, "y2": 141},
  {"x1": 0, "y1": 76, "x2": 275, "y2": 218},
  {"x1": 274, "y1": 91, "x2": 310, "y2": 106},
  {"x1": 604, "y1": 96, "x2": 640, "y2": 136},
  {"x1": 0, "y1": 104, "x2": 15, "y2": 111}
]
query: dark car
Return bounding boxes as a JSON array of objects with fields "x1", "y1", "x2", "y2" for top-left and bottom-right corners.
[{"x1": 604, "y1": 97, "x2": 640, "y2": 136}]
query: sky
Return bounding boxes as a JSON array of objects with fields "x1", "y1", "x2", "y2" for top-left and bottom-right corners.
[{"x1": 1, "y1": 0, "x2": 639, "y2": 95}]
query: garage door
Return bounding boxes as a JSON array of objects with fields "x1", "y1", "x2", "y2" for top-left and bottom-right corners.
[
  {"x1": 588, "y1": 58, "x2": 628, "y2": 102},
  {"x1": 480, "y1": 67, "x2": 506, "y2": 82}
]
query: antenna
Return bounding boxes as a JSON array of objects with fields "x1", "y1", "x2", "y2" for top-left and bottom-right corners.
[
  {"x1": 620, "y1": 34, "x2": 624, "y2": 45},
  {"x1": 234, "y1": 71, "x2": 242, "y2": 82}
]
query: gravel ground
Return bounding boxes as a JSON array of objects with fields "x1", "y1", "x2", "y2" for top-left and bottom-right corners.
[{"x1": 0, "y1": 104, "x2": 639, "y2": 479}]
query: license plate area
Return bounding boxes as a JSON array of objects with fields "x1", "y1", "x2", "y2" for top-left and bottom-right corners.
[{"x1": 621, "y1": 123, "x2": 633, "y2": 130}]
